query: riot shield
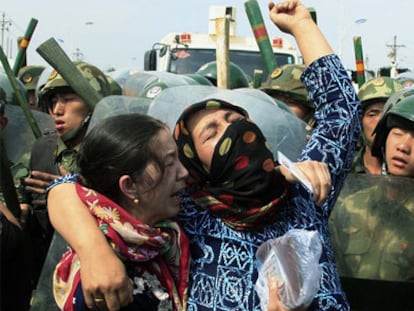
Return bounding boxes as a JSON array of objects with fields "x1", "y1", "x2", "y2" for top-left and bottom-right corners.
[
  {"x1": 123, "y1": 71, "x2": 200, "y2": 99},
  {"x1": 148, "y1": 85, "x2": 307, "y2": 161},
  {"x1": 3, "y1": 104, "x2": 54, "y2": 167},
  {"x1": 330, "y1": 174, "x2": 414, "y2": 310},
  {"x1": 87, "y1": 95, "x2": 153, "y2": 133}
]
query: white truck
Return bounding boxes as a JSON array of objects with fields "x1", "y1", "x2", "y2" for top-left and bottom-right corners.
[{"x1": 144, "y1": 6, "x2": 300, "y2": 82}]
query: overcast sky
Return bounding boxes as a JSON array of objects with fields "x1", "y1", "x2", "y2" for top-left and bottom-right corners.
[{"x1": 2, "y1": 0, "x2": 413, "y2": 73}]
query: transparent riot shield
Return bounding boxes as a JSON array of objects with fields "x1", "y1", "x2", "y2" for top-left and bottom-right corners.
[
  {"x1": 87, "y1": 95, "x2": 153, "y2": 133},
  {"x1": 123, "y1": 71, "x2": 200, "y2": 99},
  {"x1": 330, "y1": 174, "x2": 414, "y2": 310},
  {"x1": 148, "y1": 85, "x2": 307, "y2": 161},
  {"x1": 3, "y1": 104, "x2": 54, "y2": 167}
]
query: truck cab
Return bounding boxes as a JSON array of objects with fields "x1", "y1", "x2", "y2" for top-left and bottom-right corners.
[{"x1": 144, "y1": 6, "x2": 300, "y2": 82}]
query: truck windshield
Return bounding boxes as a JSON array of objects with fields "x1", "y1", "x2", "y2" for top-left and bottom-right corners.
[{"x1": 169, "y1": 48, "x2": 296, "y2": 82}]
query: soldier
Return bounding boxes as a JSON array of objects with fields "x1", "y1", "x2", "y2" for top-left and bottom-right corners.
[
  {"x1": 371, "y1": 87, "x2": 414, "y2": 176},
  {"x1": 23, "y1": 61, "x2": 111, "y2": 290},
  {"x1": 351, "y1": 77, "x2": 403, "y2": 174},
  {"x1": 17, "y1": 65, "x2": 46, "y2": 110},
  {"x1": 0, "y1": 97, "x2": 33, "y2": 311},
  {"x1": 329, "y1": 89, "x2": 414, "y2": 310},
  {"x1": 260, "y1": 64, "x2": 316, "y2": 133}
]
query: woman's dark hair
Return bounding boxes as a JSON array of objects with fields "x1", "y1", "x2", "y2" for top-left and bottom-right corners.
[{"x1": 77, "y1": 113, "x2": 168, "y2": 203}]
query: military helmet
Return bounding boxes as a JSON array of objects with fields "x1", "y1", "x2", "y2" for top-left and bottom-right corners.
[
  {"x1": 105, "y1": 75, "x2": 123, "y2": 95},
  {"x1": 39, "y1": 61, "x2": 111, "y2": 110},
  {"x1": 358, "y1": 77, "x2": 403, "y2": 110},
  {"x1": 371, "y1": 89, "x2": 414, "y2": 157},
  {"x1": 195, "y1": 61, "x2": 250, "y2": 89},
  {"x1": 260, "y1": 64, "x2": 313, "y2": 109},
  {"x1": 0, "y1": 70, "x2": 28, "y2": 105},
  {"x1": 17, "y1": 65, "x2": 45, "y2": 91},
  {"x1": 184, "y1": 73, "x2": 214, "y2": 86}
]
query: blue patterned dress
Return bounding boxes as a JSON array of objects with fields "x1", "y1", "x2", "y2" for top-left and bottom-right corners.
[{"x1": 177, "y1": 54, "x2": 362, "y2": 311}]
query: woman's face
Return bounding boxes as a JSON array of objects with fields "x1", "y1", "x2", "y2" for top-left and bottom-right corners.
[
  {"x1": 138, "y1": 128, "x2": 189, "y2": 225},
  {"x1": 187, "y1": 108, "x2": 245, "y2": 169},
  {"x1": 385, "y1": 127, "x2": 414, "y2": 177}
]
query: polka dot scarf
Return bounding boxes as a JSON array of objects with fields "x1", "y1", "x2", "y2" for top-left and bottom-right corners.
[{"x1": 174, "y1": 99, "x2": 288, "y2": 231}]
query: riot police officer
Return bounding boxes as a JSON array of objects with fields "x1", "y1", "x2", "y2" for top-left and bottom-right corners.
[
  {"x1": 24, "y1": 61, "x2": 111, "y2": 290},
  {"x1": 17, "y1": 65, "x2": 46, "y2": 110},
  {"x1": 260, "y1": 64, "x2": 316, "y2": 133},
  {"x1": 352, "y1": 77, "x2": 403, "y2": 174}
]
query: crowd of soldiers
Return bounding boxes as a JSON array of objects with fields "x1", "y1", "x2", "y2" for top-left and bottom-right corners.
[{"x1": 1, "y1": 51, "x2": 414, "y2": 311}]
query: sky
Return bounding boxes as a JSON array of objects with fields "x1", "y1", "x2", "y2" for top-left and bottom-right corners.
[{"x1": 1, "y1": 0, "x2": 413, "y2": 73}]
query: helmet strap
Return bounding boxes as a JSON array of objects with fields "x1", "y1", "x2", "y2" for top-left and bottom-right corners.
[
  {"x1": 381, "y1": 147, "x2": 388, "y2": 175},
  {"x1": 61, "y1": 114, "x2": 91, "y2": 143}
]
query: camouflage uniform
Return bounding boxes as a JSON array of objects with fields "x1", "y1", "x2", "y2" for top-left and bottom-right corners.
[
  {"x1": 330, "y1": 176, "x2": 414, "y2": 281},
  {"x1": 260, "y1": 64, "x2": 316, "y2": 136},
  {"x1": 329, "y1": 174, "x2": 414, "y2": 310},
  {"x1": 331, "y1": 90, "x2": 414, "y2": 310}
]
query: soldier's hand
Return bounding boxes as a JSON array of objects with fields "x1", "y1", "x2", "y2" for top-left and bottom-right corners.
[{"x1": 24, "y1": 170, "x2": 60, "y2": 196}]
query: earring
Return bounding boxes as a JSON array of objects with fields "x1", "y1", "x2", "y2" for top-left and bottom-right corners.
[{"x1": 133, "y1": 198, "x2": 139, "y2": 204}]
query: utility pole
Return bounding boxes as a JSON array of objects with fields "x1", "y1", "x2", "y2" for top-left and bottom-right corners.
[
  {"x1": 0, "y1": 12, "x2": 12, "y2": 51},
  {"x1": 386, "y1": 35, "x2": 405, "y2": 77}
]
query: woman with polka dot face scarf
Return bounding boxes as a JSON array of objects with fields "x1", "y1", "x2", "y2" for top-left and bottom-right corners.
[{"x1": 174, "y1": 99, "x2": 290, "y2": 231}]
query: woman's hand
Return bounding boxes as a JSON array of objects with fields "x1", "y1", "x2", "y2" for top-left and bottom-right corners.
[
  {"x1": 80, "y1": 248, "x2": 133, "y2": 310},
  {"x1": 268, "y1": 0, "x2": 332, "y2": 65},
  {"x1": 267, "y1": 276, "x2": 307, "y2": 311},
  {"x1": 279, "y1": 161, "x2": 331, "y2": 206},
  {"x1": 268, "y1": 0, "x2": 312, "y2": 36}
]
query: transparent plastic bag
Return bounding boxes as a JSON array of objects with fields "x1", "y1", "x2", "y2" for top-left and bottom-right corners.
[{"x1": 255, "y1": 229, "x2": 322, "y2": 310}]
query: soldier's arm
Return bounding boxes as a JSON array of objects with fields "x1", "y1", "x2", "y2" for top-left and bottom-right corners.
[{"x1": 48, "y1": 183, "x2": 133, "y2": 310}]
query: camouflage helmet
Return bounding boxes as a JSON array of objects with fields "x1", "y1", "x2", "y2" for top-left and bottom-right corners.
[
  {"x1": 105, "y1": 75, "x2": 123, "y2": 95},
  {"x1": 39, "y1": 61, "x2": 111, "y2": 110},
  {"x1": 260, "y1": 64, "x2": 313, "y2": 109},
  {"x1": 195, "y1": 61, "x2": 250, "y2": 89},
  {"x1": 17, "y1": 65, "x2": 45, "y2": 91},
  {"x1": 358, "y1": 77, "x2": 403, "y2": 110},
  {"x1": 371, "y1": 90, "x2": 414, "y2": 158},
  {"x1": 0, "y1": 70, "x2": 28, "y2": 105}
]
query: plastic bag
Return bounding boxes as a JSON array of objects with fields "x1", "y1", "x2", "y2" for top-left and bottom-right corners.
[{"x1": 255, "y1": 229, "x2": 322, "y2": 310}]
